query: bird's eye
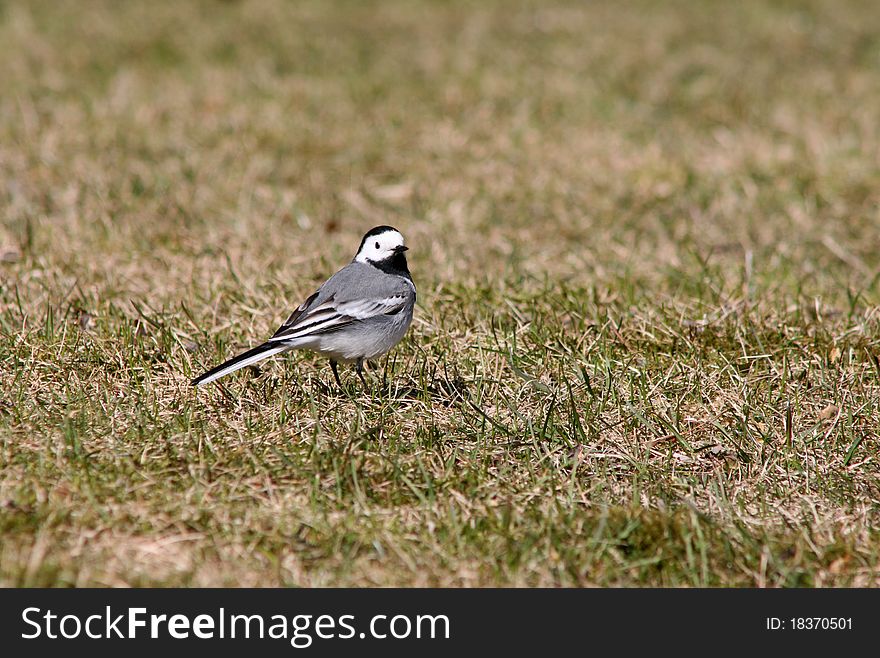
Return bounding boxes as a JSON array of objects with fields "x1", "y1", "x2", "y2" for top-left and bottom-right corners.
[{"x1": 375, "y1": 241, "x2": 380, "y2": 249}]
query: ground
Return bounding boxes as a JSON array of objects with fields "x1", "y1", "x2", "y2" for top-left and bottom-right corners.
[{"x1": 1, "y1": 0, "x2": 879, "y2": 586}]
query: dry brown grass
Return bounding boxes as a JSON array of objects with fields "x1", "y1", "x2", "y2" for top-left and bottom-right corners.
[{"x1": 1, "y1": 0, "x2": 879, "y2": 587}]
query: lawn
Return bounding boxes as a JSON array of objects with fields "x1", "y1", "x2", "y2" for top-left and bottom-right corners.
[{"x1": 1, "y1": 0, "x2": 879, "y2": 586}]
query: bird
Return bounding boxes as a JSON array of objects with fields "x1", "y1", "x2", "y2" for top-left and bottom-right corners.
[{"x1": 192, "y1": 225, "x2": 416, "y2": 388}]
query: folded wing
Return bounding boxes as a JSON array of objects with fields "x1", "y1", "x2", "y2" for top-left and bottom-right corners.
[{"x1": 268, "y1": 292, "x2": 409, "y2": 343}]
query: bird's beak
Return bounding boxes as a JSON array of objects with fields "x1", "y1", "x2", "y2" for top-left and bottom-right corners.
[{"x1": 395, "y1": 245, "x2": 409, "y2": 253}]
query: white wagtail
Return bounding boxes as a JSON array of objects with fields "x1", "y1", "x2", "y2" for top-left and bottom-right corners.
[{"x1": 192, "y1": 225, "x2": 416, "y2": 388}]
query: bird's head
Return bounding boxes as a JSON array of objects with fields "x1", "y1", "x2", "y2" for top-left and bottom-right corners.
[{"x1": 354, "y1": 225, "x2": 409, "y2": 265}]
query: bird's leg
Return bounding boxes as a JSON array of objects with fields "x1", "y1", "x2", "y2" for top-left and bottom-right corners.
[
  {"x1": 330, "y1": 359, "x2": 342, "y2": 388},
  {"x1": 355, "y1": 358, "x2": 368, "y2": 388}
]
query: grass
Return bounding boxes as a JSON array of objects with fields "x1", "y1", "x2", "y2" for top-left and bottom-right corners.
[{"x1": 1, "y1": 0, "x2": 879, "y2": 587}]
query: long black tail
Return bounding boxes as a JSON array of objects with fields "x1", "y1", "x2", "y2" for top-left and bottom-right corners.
[{"x1": 191, "y1": 342, "x2": 288, "y2": 386}]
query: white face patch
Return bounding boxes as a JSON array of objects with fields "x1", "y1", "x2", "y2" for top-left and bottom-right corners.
[{"x1": 355, "y1": 229, "x2": 405, "y2": 263}]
